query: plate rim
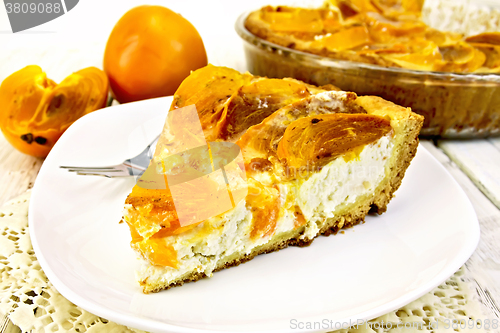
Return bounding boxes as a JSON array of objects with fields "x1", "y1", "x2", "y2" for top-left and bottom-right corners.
[{"x1": 29, "y1": 97, "x2": 480, "y2": 333}]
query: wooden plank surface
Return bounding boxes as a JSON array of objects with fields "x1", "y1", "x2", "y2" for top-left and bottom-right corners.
[
  {"x1": 439, "y1": 140, "x2": 500, "y2": 210},
  {"x1": 0, "y1": 136, "x2": 42, "y2": 207},
  {"x1": 422, "y1": 141, "x2": 500, "y2": 320}
]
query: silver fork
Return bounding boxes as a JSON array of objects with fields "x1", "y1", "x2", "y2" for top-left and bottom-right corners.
[{"x1": 60, "y1": 135, "x2": 159, "y2": 177}]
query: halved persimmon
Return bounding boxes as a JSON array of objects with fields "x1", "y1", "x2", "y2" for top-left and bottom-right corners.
[{"x1": 0, "y1": 65, "x2": 108, "y2": 158}]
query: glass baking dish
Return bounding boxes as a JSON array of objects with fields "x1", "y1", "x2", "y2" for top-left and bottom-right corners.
[{"x1": 235, "y1": 11, "x2": 500, "y2": 138}]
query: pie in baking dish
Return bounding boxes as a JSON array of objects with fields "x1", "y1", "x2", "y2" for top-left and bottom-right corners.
[
  {"x1": 122, "y1": 65, "x2": 423, "y2": 293},
  {"x1": 244, "y1": 1, "x2": 500, "y2": 73}
]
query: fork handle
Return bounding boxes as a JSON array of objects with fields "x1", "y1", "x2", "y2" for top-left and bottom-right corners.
[{"x1": 123, "y1": 161, "x2": 147, "y2": 176}]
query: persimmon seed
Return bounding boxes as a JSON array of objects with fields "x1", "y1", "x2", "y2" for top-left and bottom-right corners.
[
  {"x1": 20, "y1": 133, "x2": 33, "y2": 144},
  {"x1": 34, "y1": 137, "x2": 47, "y2": 145}
]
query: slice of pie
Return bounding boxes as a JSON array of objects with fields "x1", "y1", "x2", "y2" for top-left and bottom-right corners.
[{"x1": 123, "y1": 64, "x2": 423, "y2": 293}]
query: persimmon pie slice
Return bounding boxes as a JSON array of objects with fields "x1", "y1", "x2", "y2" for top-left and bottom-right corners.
[{"x1": 123, "y1": 65, "x2": 423, "y2": 293}]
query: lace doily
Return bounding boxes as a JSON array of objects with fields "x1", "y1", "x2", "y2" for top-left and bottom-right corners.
[
  {"x1": 0, "y1": 192, "x2": 494, "y2": 332},
  {"x1": 0, "y1": 192, "x2": 144, "y2": 333}
]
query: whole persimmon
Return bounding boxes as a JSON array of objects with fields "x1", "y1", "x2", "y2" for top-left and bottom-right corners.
[{"x1": 104, "y1": 5, "x2": 208, "y2": 103}]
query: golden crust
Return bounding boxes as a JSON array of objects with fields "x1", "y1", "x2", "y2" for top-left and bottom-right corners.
[{"x1": 357, "y1": 96, "x2": 423, "y2": 213}]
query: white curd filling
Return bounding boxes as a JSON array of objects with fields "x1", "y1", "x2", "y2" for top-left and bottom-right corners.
[{"x1": 132, "y1": 134, "x2": 394, "y2": 285}]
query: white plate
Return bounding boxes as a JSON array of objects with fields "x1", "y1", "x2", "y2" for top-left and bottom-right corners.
[{"x1": 29, "y1": 96, "x2": 479, "y2": 333}]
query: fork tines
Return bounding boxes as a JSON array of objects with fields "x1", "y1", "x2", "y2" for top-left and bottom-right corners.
[{"x1": 59, "y1": 166, "x2": 131, "y2": 177}]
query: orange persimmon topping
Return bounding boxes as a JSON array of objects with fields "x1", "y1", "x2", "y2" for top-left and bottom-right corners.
[
  {"x1": 169, "y1": 65, "x2": 317, "y2": 141},
  {"x1": 129, "y1": 223, "x2": 179, "y2": 268},
  {"x1": 437, "y1": 42, "x2": 486, "y2": 73},
  {"x1": 216, "y1": 78, "x2": 311, "y2": 140},
  {"x1": 313, "y1": 25, "x2": 371, "y2": 50},
  {"x1": 277, "y1": 114, "x2": 392, "y2": 169},
  {"x1": 465, "y1": 32, "x2": 500, "y2": 45},
  {"x1": 261, "y1": 7, "x2": 324, "y2": 33},
  {"x1": 252, "y1": 2, "x2": 499, "y2": 73},
  {"x1": 170, "y1": 65, "x2": 252, "y2": 140},
  {"x1": 246, "y1": 180, "x2": 280, "y2": 239},
  {"x1": 470, "y1": 43, "x2": 500, "y2": 71},
  {"x1": 363, "y1": 12, "x2": 426, "y2": 43}
]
